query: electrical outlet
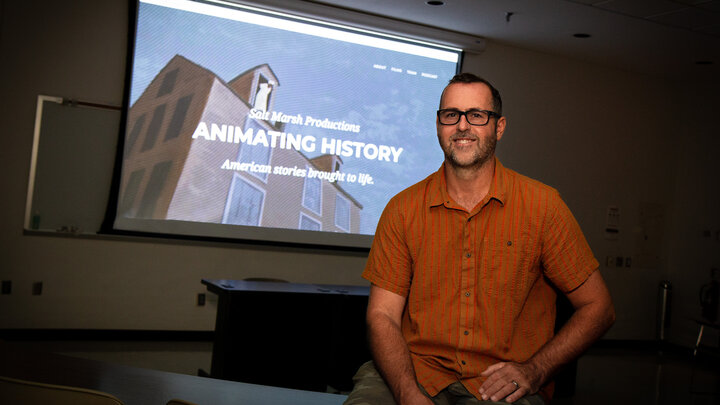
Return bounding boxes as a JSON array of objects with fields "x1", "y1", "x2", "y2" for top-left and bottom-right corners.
[
  {"x1": 32, "y1": 282, "x2": 43, "y2": 295},
  {"x1": 604, "y1": 206, "x2": 620, "y2": 240},
  {"x1": 197, "y1": 293, "x2": 206, "y2": 306}
]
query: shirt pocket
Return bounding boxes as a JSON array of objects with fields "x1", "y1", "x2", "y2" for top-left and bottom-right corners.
[{"x1": 480, "y1": 237, "x2": 538, "y2": 309}]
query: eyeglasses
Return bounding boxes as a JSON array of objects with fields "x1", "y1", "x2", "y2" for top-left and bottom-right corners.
[{"x1": 437, "y1": 109, "x2": 501, "y2": 126}]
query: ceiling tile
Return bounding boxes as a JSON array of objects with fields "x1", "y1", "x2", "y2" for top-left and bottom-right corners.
[
  {"x1": 648, "y1": 6, "x2": 720, "y2": 29},
  {"x1": 671, "y1": 0, "x2": 711, "y2": 5},
  {"x1": 595, "y1": 0, "x2": 687, "y2": 18},
  {"x1": 696, "y1": 0, "x2": 720, "y2": 11}
]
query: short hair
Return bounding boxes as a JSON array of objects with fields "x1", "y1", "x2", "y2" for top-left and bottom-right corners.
[{"x1": 442, "y1": 72, "x2": 503, "y2": 116}]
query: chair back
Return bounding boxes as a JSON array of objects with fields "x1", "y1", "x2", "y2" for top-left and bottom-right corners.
[{"x1": 0, "y1": 375, "x2": 125, "y2": 405}]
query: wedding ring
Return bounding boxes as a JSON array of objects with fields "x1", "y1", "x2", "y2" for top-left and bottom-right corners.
[{"x1": 511, "y1": 380, "x2": 519, "y2": 390}]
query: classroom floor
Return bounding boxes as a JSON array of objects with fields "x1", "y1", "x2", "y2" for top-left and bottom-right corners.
[{"x1": 553, "y1": 345, "x2": 720, "y2": 405}]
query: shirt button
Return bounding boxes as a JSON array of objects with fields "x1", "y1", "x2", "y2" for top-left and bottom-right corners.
[
  {"x1": 461, "y1": 360, "x2": 466, "y2": 365},
  {"x1": 465, "y1": 253, "x2": 471, "y2": 258},
  {"x1": 464, "y1": 330, "x2": 469, "y2": 335},
  {"x1": 507, "y1": 240, "x2": 513, "y2": 246},
  {"x1": 465, "y1": 292, "x2": 470, "y2": 297}
]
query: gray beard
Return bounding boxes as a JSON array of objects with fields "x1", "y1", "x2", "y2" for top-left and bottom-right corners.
[{"x1": 443, "y1": 131, "x2": 497, "y2": 170}]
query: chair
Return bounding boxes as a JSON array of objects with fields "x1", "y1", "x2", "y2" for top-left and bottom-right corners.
[
  {"x1": 0, "y1": 375, "x2": 124, "y2": 405},
  {"x1": 166, "y1": 399, "x2": 200, "y2": 405},
  {"x1": 693, "y1": 318, "x2": 720, "y2": 357}
]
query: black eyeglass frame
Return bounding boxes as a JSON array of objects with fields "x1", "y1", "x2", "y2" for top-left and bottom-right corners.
[{"x1": 437, "y1": 108, "x2": 502, "y2": 126}]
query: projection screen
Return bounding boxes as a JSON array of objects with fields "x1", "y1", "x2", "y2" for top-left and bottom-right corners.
[{"x1": 113, "y1": 0, "x2": 463, "y2": 248}]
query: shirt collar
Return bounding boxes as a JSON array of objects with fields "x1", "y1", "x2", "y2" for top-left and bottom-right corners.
[
  {"x1": 427, "y1": 157, "x2": 508, "y2": 209},
  {"x1": 489, "y1": 157, "x2": 508, "y2": 206}
]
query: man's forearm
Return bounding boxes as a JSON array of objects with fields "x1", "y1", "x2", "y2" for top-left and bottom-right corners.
[
  {"x1": 525, "y1": 297, "x2": 615, "y2": 383},
  {"x1": 367, "y1": 312, "x2": 430, "y2": 405},
  {"x1": 479, "y1": 270, "x2": 615, "y2": 402},
  {"x1": 479, "y1": 299, "x2": 615, "y2": 402}
]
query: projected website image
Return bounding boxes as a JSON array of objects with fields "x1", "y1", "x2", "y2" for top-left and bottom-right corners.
[
  {"x1": 120, "y1": 56, "x2": 368, "y2": 234},
  {"x1": 115, "y1": 0, "x2": 460, "y2": 243}
]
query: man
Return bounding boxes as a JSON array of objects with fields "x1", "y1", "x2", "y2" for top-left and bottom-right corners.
[{"x1": 345, "y1": 73, "x2": 615, "y2": 405}]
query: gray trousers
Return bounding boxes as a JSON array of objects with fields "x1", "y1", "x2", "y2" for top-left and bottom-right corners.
[{"x1": 344, "y1": 361, "x2": 546, "y2": 405}]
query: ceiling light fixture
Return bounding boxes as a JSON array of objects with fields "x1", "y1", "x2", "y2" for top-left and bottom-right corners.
[
  {"x1": 695, "y1": 60, "x2": 714, "y2": 65},
  {"x1": 426, "y1": 1, "x2": 445, "y2": 5},
  {"x1": 573, "y1": 33, "x2": 591, "y2": 38}
]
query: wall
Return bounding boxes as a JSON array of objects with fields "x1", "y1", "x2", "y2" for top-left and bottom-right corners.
[
  {"x1": 464, "y1": 43, "x2": 720, "y2": 343},
  {"x1": 665, "y1": 80, "x2": 720, "y2": 346},
  {"x1": 1, "y1": 0, "x2": 717, "y2": 346},
  {"x1": 0, "y1": 0, "x2": 369, "y2": 331}
]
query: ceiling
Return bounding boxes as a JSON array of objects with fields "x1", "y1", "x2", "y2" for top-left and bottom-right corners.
[{"x1": 303, "y1": 0, "x2": 720, "y2": 81}]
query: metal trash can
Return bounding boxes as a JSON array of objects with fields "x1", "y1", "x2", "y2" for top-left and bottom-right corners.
[{"x1": 656, "y1": 280, "x2": 672, "y2": 341}]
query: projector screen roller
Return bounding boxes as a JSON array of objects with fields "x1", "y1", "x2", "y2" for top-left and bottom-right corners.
[{"x1": 113, "y1": 0, "x2": 462, "y2": 248}]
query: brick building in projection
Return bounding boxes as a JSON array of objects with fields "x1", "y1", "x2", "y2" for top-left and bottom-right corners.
[{"x1": 119, "y1": 55, "x2": 362, "y2": 233}]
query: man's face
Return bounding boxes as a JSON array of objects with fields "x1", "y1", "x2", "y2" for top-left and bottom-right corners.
[{"x1": 436, "y1": 82, "x2": 506, "y2": 169}]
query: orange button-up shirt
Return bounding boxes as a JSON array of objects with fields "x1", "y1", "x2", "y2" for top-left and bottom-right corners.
[{"x1": 362, "y1": 158, "x2": 598, "y2": 401}]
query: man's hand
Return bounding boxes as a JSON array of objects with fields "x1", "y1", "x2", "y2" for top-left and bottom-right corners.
[{"x1": 479, "y1": 361, "x2": 544, "y2": 403}]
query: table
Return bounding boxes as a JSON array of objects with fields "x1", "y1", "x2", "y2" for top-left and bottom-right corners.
[
  {"x1": 0, "y1": 342, "x2": 347, "y2": 405},
  {"x1": 202, "y1": 279, "x2": 370, "y2": 392}
]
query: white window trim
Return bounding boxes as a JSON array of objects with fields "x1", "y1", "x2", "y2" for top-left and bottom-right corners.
[
  {"x1": 301, "y1": 166, "x2": 322, "y2": 216},
  {"x1": 222, "y1": 173, "x2": 266, "y2": 226},
  {"x1": 237, "y1": 117, "x2": 273, "y2": 184},
  {"x1": 334, "y1": 193, "x2": 351, "y2": 232},
  {"x1": 299, "y1": 212, "x2": 321, "y2": 231}
]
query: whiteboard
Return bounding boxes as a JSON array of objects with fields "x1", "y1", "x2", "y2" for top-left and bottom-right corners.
[{"x1": 25, "y1": 95, "x2": 121, "y2": 234}]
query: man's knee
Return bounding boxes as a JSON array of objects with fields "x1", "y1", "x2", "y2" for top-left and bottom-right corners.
[
  {"x1": 353, "y1": 361, "x2": 384, "y2": 382},
  {"x1": 515, "y1": 394, "x2": 546, "y2": 405},
  {"x1": 344, "y1": 361, "x2": 396, "y2": 405}
]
